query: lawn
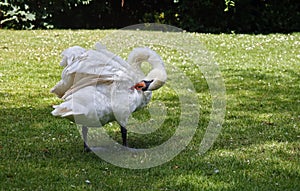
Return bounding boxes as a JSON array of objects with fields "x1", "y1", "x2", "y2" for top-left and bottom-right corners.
[{"x1": 0, "y1": 29, "x2": 299, "y2": 190}]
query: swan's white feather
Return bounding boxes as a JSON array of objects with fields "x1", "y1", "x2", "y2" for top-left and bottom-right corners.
[{"x1": 51, "y1": 43, "x2": 165, "y2": 127}]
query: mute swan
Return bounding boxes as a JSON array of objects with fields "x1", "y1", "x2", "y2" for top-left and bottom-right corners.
[{"x1": 51, "y1": 43, "x2": 167, "y2": 150}]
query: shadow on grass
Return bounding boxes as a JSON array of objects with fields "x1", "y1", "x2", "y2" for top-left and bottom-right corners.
[
  {"x1": 0, "y1": 95, "x2": 299, "y2": 190},
  {"x1": 219, "y1": 66, "x2": 300, "y2": 150}
]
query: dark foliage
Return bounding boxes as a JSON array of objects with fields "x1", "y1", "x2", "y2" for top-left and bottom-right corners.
[{"x1": 0, "y1": 0, "x2": 299, "y2": 33}]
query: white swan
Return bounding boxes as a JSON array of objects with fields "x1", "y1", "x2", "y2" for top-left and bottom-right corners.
[{"x1": 51, "y1": 43, "x2": 167, "y2": 150}]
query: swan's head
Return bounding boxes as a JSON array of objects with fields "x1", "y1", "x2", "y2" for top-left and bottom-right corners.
[
  {"x1": 132, "y1": 80, "x2": 154, "y2": 91},
  {"x1": 132, "y1": 68, "x2": 167, "y2": 91}
]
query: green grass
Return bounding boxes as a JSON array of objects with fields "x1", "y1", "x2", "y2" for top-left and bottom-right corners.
[{"x1": 0, "y1": 30, "x2": 299, "y2": 190}]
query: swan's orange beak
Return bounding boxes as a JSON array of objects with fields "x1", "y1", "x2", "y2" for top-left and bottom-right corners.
[{"x1": 131, "y1": 81, "x2": 146, "y2": 91}]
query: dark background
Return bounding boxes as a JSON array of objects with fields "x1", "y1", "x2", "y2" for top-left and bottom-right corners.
[{"x1": 0, "y1": 0, "x2": 299, "y2": 33}]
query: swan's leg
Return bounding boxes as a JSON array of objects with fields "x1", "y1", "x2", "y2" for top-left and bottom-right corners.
[
  {"x1": 82, "y1": 126, "x2": 91, "y2": 152},
  {"x1": 120, "y1": 126, "x2": 127, "y2": 146}
]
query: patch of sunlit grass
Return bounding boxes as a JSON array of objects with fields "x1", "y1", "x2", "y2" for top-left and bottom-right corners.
[{"x1": 0, "y1": 30, "x2": 299, "y2": 190}]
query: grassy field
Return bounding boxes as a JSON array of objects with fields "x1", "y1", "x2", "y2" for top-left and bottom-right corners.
[{"x1": 0, "y1": 29, "x2": 299, "y2": 190}]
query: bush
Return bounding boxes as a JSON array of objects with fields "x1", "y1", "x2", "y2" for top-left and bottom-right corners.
[
  {"x1": 0, "y1": 1, "x2": 36, "y2": 29},
  {"x1": 0, "y1": 0, "x2": 93, "y2": 29}
]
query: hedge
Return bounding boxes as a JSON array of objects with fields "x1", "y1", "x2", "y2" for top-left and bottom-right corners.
[{"x1": 0, "y1": 0, "x2": 299, "y2": 33}]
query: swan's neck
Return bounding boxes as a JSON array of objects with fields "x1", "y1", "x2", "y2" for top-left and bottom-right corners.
[{"x1": 128, "y1": 47, "x2": 167, "y2": 90}]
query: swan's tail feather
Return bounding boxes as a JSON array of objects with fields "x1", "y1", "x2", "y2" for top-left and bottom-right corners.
[{"x1": 51, "y1": 86, "x2": 102, "y2": 127}]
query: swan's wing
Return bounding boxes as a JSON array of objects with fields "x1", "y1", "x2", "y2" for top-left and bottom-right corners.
[
  {"x1": 51, "y1": 44, "x2": 141, "y2": 98},
  {"x1": 51, "y1": 43, "x2": 151, "y2": 127},
  {"x1": 59, "y1": 46, "x2": 87, "y2": 67}
]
